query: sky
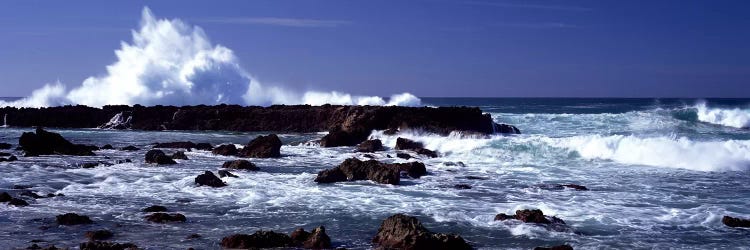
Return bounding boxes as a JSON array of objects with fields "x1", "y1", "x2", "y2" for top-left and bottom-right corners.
[{"x1": 0, "y1": 0, "x2": 749, "y2": 98}]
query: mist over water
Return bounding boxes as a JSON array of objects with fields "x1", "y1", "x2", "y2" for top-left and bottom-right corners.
[{"x1": 0, "y1": 7, "x2": 420, "y2": 108}]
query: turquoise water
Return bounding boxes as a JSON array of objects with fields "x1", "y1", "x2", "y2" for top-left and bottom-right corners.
[{"x1": 1, "y1": 98, "x2": 750, "y2": 249}]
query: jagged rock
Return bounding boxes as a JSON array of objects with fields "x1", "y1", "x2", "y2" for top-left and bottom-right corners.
[
  {"x1": 357, "y1": 139, "x2": 384, "y2": 153},
  {"x1": 320, "y1": 129, "x2": 370, "y2": 147},
  {"x1": 79, "y1": 241, "x2": 138, "y2": 250},
  {"x1": 372, "y1": 214, "x2": 471, "y2": 250},
  {"x1": 315, "y1": 158, "x2": 426, "y2": 185},
  {"x1": 171, "y1": 151, "x2": 188, "y2": 160},
  {"x1": 560, "y1": 184, "x2": 588, "y2": 191},
  {"x1": 0, "y1": 142, "x2": 12, "y2": 149},
  {"x1": 494, "y1": 209, "x2": 565, "y2": 225},
  {"x1": 454, "y1": 184, "x2": 472, "y2": 189},
  {"x1": 25, "y1": 244, "x2": 62, "y2": 250},
  {"x1": 56, "y1": 213, "x2": 93, "y2": 225},
  {"x1": 221, "y1": 231, "x2": 293, "y2": 249},
  {"x1": 0, "y1": 192, "x2": 11, "y2": 202},
  {"x1": 85, "y1": 230, "x2": 114, "y2": 240},
  {"x1": 154, "y1": 141, "x2": 196, "y2": 149},
  {"x1": 723, "y1": 216, "x2": 750, "y2": 228},
  {"x1": 212, "y1": 144, "x2": 238, "y2": 156},
  {"x1": 534, "y1": 245, "x2": 574, "y2": 250},
  {"x1": 121, "y1": 145, "x2": 139, "y2": 151},
  {"x1": 222, "y1": 160, "x2": 259, "y2": 171},
  {"x1": 290, "y1": 226, "x2": 332, "y2": 249},
  {"x1": 218, "y1": 170, "x2": 239, "y2": 178},
  {"x1": 238, "y1": 134, "x2": 282, "y2": 158},
  {"x1": 396, "y1": 153, "x2": 412, "y2": 160},
  {"x1": 395, "y1": 138, "x2": 438, "y2": 157},
  {"x1": 194, "y1": 171, "x2": 226, "y2": 187},
  {"x1": 144, "y1": 150, "x2": 176, "y2": 165},
  {"x1": 9, "y1": 198, "x2": 29, "y2": 206},
  {"x1": 145, "y1": 213, "x2": 186, "y2": 223},
  {"x1": 195, "y1": 143, "x2": 213, "y2": 151},
  {"x1": 19, "y1": 127, "x2": 95, "y2": 156},
  {"x1": 101, "y1": 144, "x2": 114, "y2": 150},
  {"x1": 142, "y1": 205, "x2": 167, "y2": 212},
  {"x1": 494, "y1": 123, "x2": 521, "y2": 134}
]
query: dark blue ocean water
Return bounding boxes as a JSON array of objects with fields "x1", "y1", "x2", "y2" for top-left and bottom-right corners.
[{"x1": 1, "y1": 98, "x2": 750, "y2": 249}]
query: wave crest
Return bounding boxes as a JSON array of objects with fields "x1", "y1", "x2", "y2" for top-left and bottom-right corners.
[{"x1": 694, "y1": 102, "x2": 750, "y2": 129}]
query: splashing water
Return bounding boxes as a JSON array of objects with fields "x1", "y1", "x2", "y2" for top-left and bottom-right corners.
[
  {"x1": 695, "y1": 102, "x2": 750, "y2": 129},
  {"x1": 0, "y1": 7, "x2": 420, "y2": 108}
]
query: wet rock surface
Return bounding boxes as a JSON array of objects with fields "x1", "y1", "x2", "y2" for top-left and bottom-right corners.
[
  {"x1": 315, "y1": 158, "x2": 427, "y2": 185},
  {"x1": 222, "y1": 160, "x2": 259, "y2": 171},
  {"x1": 723, "y1": 216, "x2": 750, "y2": 228},
  {"x1": 85, "y1": 230, "x2": 114, "y2": 240},
  {"x1": 144, "y1": 150, "x2": 176, "y2": 165},
  {"x1": 238, "y1": 134, "x2": 282, "y2": 158},
  {"x1": 221, "y1": 231, "x2": 293, "y2": 249},
  {"x1": 19, "y1": 127, "x2": 96, "y2": 156},
  {"x1": 194, "y1": 171, "x2": 226, "y2": 187},
  {"x1": 372, "y1": 214, "x2": 471, "y2": 250},
  {"x1": 145, "y1": 213, "x2": 186, "y2": 223},
  {"x1": 56, "y1": 213, "x2": 93, "y2": 225},
  {"x1": 356, "y1": 139, "x2": 384, "y2": 153}
]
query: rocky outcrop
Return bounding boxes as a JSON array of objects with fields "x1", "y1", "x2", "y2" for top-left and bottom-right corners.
[
  {"x1": 1, "y1": 192, "x2": 29, "y2": 206},
  {"x1": 56, "y1": 213, "x2": 93, "y2": 225},
  {"x1": 372, "y1": 214, "x2": 471, "y2": 250},
  {"x1": 19, "y1": 127, "x2": 96, "y2": 156},
  {"x1": 171, "y1": 151, "x2": 188, "y2": 160},
  {"x1": 315, "y1": 158, "x2": 427, "y2": 185},
  {"x1": 0, "y1": 142, "x2": 12, "y2": 149},
  {"x1": 290, "y1": 226, "x2": 332, "y2": 249},
  {"x1": 145, "y1": 212, "x2": 186, "y2": 223},
  {"x1": 494, "y1": 123, "x2": 521, "y2": 134},
  {"x1": 79, "y1": 241, "x2": 138, "y2": 250},
  {"x1": 238, "y1": 134, "x2": 282, "y2": 158},
  {"x1": 195, "y1": 143, "x2": 213, "y2": 151},
  {"x1": 723, "y1": 216, "x2": 750, "y2": 228},
  {"x1": 85, "y1": 230, "x2": 114, "y2": 240},
  {"x1": 218, "y1": 170, "x2": 239, "y2": 178},
  {"x1": 221, "y1": 231, "x2": 293, "y2": 249},
  {"x1": 195, "y1": 171, "x2": 226, "y2": 187},
  {"x1": 212, "y1": 144, "x2": 238, "y2": 156},
  {"x1": 121, "y1": 145, "x2": 139, "y2": 151},
  {"x1": 395, "y1": 138, "x2": 438, "y2": 158},
  {"x1": 222, "y1": 160, "x2": 259, "y2": 171},
  {"x1": 494, "y1": 209, "x2": 566, "y2": 225},
  {"x1": 144, "y1": 150, "x2": 177, "y2": 165},
  {"x1": 357, "y1": 139, "x2": 384, "y2": 152}
]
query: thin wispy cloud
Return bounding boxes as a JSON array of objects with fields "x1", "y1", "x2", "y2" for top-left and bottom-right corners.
[
  {"x1": 200, "y1": 17, "x2": 351, "y2": 28},
  {"x1": 463, "y1": 1, "x2": 592, "y2": 11}
]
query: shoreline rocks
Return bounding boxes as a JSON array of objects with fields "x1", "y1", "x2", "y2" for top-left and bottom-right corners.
[
  {"x1": 195, "y1": 171, "x2": 226, "y2": 187},
  {"x1": 56, "y1": 213, "x2": 93, "y2": 225},
  {"x1": 144, "y1": 150, "x2": 177, "y2": 165},
  {"x1": 238, "y1": 134, "x2": 282, "y2": 158},
  {"x1": 372, "y1": 214, "x2": 471, "y2": 250},
  {"x1": 395, "y1": 138, "x2": 438, "y2": 158},
  {"x1": 722, "y1": 215, "x2": 750, "y2": 228},
  {"x1": 314, "y1": 158, "x2": 427, "y2": 185},
  {"x1": 19, "y1": 127, "x2": 96, "y2": 156},
  {"x1": 221, "y1": 231, "x2": 293, "y2": 249},
  {"x1": 145, "y1": 213, "x2": 186, "y2": 223},
  {"x1": 494, "y1": 209, "x2": 565, "y2": 225},
  {"x1": 356, "y1": 139, "x2": 384, "y2": 153},
  {"x1": 222, "y1": 160, "x2": 259, "y2": 171}
]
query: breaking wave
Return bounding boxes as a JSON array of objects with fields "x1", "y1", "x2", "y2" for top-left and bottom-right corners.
[
  {"x1": 694, "y1": 102, "x2": 750, "y2": 129},
  {"x1": 0, "y1": 7, "x2": 420, "y2": 108}
]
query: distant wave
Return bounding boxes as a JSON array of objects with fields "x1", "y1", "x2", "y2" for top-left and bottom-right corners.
[
  {"x1": 694, "y1": 102, "x2": 750, "y2": 129},
  {"x1": 0, "y1": 7, "x2": 420, "y2": 108},
  {"x1": 547, "y1": 134, "x2": 750, "y2": 171}
]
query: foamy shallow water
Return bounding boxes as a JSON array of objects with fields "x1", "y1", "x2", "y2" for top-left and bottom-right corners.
[{"x1": 2, "y1": 99, "x2": 750, "y2": 249}]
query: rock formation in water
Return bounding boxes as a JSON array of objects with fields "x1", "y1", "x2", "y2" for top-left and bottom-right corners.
[{"x1": 372, "y1": 214, "x2": 472, "y2": 250}]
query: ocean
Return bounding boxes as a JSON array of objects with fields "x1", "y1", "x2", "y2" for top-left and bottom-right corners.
[{"x1": 1, "y1": 98, "x2": 750, "y2": 249}]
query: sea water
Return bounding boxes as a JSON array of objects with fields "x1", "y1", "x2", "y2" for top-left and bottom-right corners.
[{"x1": 1, "y1": 98, "x2": 750, "y2": 249}]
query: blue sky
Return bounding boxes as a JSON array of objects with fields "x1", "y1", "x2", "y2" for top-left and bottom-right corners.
[{"x1": 1, "y1": 0, "x2": 749, "y2": 97}]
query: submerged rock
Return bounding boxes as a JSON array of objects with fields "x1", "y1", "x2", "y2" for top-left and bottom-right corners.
[
  {"x1": 0, "y1": 142, "x2": 12, "y2": 149},
  {"x1": 121, "y1": 145, "x2": 139, "y2": 151},
  {"x1": 142, "y1": 205, "x2": 168, "y2": 212},
  {"x1": 85, "y1": 230, "x2": 114, "y2": 240},
  {"x1": 494, "y1": 123, "x2": 521, "y2": 134},
  {"x1": 221, "y1": 231, "x2": 293, "y2": 249},
  {"x1": 56, "y1": 213, "x2": 93, "y2": 225},
  {"x1": 723, "y1": 215, "x2": 750, "y2": 228},
  {"x1": 171, "y1": 151, "x2": 188, "y2": 160},
  {"x1": 212, "y1": 144, "x2": 238, "y2": 156},
  {"x1": 145, "y1": 212, "x2": 186, "y2": 223},
  {"x1": 195, "y1": 143, "x2": 213, "y2": 151},
  {"x1": 218, "y1": 170, "x2": 239, "y2": 178},
  {"x1": 396, "y1": 153, "x2": 412, "y2": 160},
  {"x1": 101, "y1": 144, "x2": 114, "y2": 150},
  {"x1": 453, "y1": 184, "x2": 472, "y2": 189},
  {"x1": 19, "y1": 127, "x2": 96, "y2": 156},
  {"x1": 194, "y1": 171, "x2": 226, "y2": 187},
  {"x1": 372, "y1": 214, "x2": 471, "y2": 250},
  {"x1": 144, "y1": 150, "x2": 176, "y2": 165},
  {"x1": 290, "y1": 226, "x2": 332, "y2": 249},
  {"x1": 9, "y1": 198, "x2": 29, "y2": 207},
  {"x1": 0, "y1": 192, "x2": 11, "y2": 202},
  {"x1": 320, "y1": 129, "x2": 369, "y2": 148},
  {"x1": 395, "y1": 137, "x2": 438, "y2": 157},
  {"x1": 356, "y1": 139, "x2": 384, "y2": 153},
  {"x1": 315, "y1": 158, "x2": 426, "y2": 185},
  {"x1": 222, "y1": 160, "x2": 259, "y2": 171},
  {"x1": 79, "y1": 241, "x2": 138, "y2": 250},
  {"x1": 494, "y1": 209, "x2": 566, "y2": 225},
  {"x1": 238, "y1": 134, "x2": 282, "y2": 158},
  {"x1": 534, "y1": 245, "x2": 574, "y2": 250}
]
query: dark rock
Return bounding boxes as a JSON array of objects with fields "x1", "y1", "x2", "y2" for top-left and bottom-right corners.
[
  {"x1": 315, "y1": 158, "x2": 410, "y2": 185},
  {"x1": 0, "y1": 152, "x2": 10, "y2": 157},
  {"x1": 85, "y1": 230, "x2": 114, "y2": 240},
  {"x1": 494, "y1": 213, "x2": 514, "y2": 221},
  {"x1": 454, "y1": 184, "x2": 472, "y2": 189},
  {"x1": 363, "y1": 154, "x2": 376, "y2": 159},
  {"x1": 395, "y1": 137, "x2": 438, "y2": 157},
  {"x1": 320, "y1": 129, "x2": 369, "y2": 148},
  {"x1": 494, "y1": 209, "x2": 565, "y2": 225},
  {"x1": 444, "y1": 161, "x2": 466, "y2": 167},
  {"x1": 171, "y1": 151, "x2": 188, "y2": 160},
  {"x1": 356, "y1": 139, "x2": 384, "y2": 153},
  {"x1": 0, "y1": 142, "x2": 11, "y2": 149},
  {"x1": 723, "y1": 215, "x2": 750, "y2": 228},
  {"x1": 0, "y1": 192, "x2": 11, "y2": 202},
  {"x1": 195, "y1": 171, "x2": 226, "y2": 187},
  {"x1": 13, "y1": 184, "x2": 32, "y2": 189},
  {"x1": 212, "y1": 144, "x2": 238, "y2": 156},
  {"x1": 291, "y1": 226, "x2": 332, "y2": 249},
  {"x1": 79, "y1": 241, "x2": 138, "y2": 250},
  {"x1": 195, "y1": 143, "x2": 213, "y2": 151},
  {"x1": 20, "y1": 190, "x2": 45, "y2": 199},
  {"x1": 154, "y1": 141, "x2": 196, "y2": 149},
  {"x1": 465, "y1": 176, "x2": 489, "y2": 180},
  {"x1": 221, "y1": 231, "x2": 293, "y2": 249},
  {"x1": 372, "y1": 214, "x2": 471, "y2": 250},
  {"x1": 144, "y1": 150, "x2": 176, "y2": 165},
  {"x1": 25, "y1": 244, "x2": 62, "y2": 250},
  {"x1": 80, "y1": 162, "x2": 100, "y2": 169},
  {"x1": 561, "y1": 184, "x2": 588, "y2": 191},
  {"x1": 186, "y1": 234, "x2": 202, "y2": 239},
  {"x1": 222, "y1": 160, "x2": 259, "y2": 171},
  {"x1": 383, "y1": 128, "x2": 399, "y2": 135},
  {"x1": 142, "y1": 205, "x2": 167, "y2": 212},
  {"x1": 101, "y1": 144, "x2": 114, "y2": 150},
  {"x1": 534, "y1": 245, "x2": 574, "y2": 250},
  {"x1": 145, "y1": 212, "x2": 186, "y2": 223},
  {"x1": 396, "y1": 153, "x2": 412, "y2": 160},
  {"x1": 238, "y1": 134, "x2": 282, "y2": 158},
  {"x1": 9, "y1": 198, "x2": 29, "y2": 206},
  {"x1": 121, "y1": 146, "x2": 139, "y2": 151},
  {"x1": 218, "y1": 170, "x2": 239, "y2": 178},
  {"x1": 7, "y1": 155, "x2": 17, "y2": 161},
  {"x1": 494, "y1": 123, "x2": 521, "y2": 134},
  {"x1": 56, "y1": 213, "x2": 93, "y2": 225},
  {"x1": 19, "y1": 127, "x2": 95, "y2": 156},
  {"x1": 413, "y1": 148, "x2": 438, "y2": 158}
]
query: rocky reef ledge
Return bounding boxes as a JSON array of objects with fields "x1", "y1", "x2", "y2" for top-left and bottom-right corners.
[{"x1": 0, "y1": 104, "x2": 519, "y2": 146}]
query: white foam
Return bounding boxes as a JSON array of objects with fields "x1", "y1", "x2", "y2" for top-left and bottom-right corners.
[
  {"x1": 0, "y1": 7, "x2": 420, "y2": 108},
  {"x1": 695, "y1": 102, "x2": 750, "y2": 129},
  {"x1": 545, "y1": 134, "x2": 750, "y2": 171}
]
